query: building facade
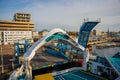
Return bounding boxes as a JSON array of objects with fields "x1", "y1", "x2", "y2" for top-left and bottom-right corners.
[
  {"x1": 2, "y1": 31, "x2": 32, "y2": 44},
  {"x1": 39, "y1": 29, "x2": 49, "y2": 38},
  {"x1": 0, "y1": 31, "x2": 2, "y2": 45},
  {"x1": 32, "y1": 31, "x2": 39, "y2": 38},
  {"x1": 93, "y1": 30, "x2": 102, "y2": 36},
  {"x1": 0, "y1": 12, "x2": 34, "y2": 44},
  {"x1": 13, "y1": 12, "x2": 31, "y2": 22}
]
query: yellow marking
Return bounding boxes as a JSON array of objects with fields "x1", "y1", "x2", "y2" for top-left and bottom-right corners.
[
  {"x1": 79, "y1": 70, "x2": 108, "y2": 80},
  {"x1": 35, "y1": 73, "x2": 54, "y2": 80}
]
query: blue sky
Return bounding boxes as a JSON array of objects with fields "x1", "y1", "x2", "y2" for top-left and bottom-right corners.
[{"x1": 0, "y1": 0, "x2": 120, "y2": 32}]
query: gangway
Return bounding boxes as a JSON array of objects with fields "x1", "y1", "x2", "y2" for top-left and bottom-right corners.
[{"x1": 78, "y1": 18, "x2": 100, "y2": 48}]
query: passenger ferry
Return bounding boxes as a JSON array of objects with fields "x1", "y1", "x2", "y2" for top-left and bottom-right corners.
[{"x1": 9, "y1": 19, "x2": 120, "y2": 80}]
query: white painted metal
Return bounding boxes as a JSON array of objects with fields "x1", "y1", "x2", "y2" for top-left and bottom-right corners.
[
  {"x1": 24, "y1": 28, "x2": 85, "y2": 61},
  {"x1": 9, "y1": 28, "x2": 86, "y2": 80}
]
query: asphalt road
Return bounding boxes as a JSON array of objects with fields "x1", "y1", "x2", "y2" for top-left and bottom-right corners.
[{"x1": 31, "y1": 46, "x2": 66, "y2": 67}]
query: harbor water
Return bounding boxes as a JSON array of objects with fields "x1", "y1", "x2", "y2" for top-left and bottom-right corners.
[{"x1": 92, "y1": 43, "x2": 120, "y2": 57}]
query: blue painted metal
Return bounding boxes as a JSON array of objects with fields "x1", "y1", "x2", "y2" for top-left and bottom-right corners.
[
  {"x1": 104, "y1": 52, "x2": 120, "y2": 76},
  {"x1": 15, "y1": 40, "x2": 30, "y2": 64},
  {"x1": 15, "y1": 41, "x2": 30, "y2": 56},
  {"x1": 45, "y1": 49, "x2": 67, "y2": 58},
  {"x1": 45, "y1": 33, "x2": 69, "y2": 42},
  {"x1": 109, "y1": 52, "x2": 120, "y2": 75},
  {"x1": 78, "y1": 21, "x2": 100, "y2": 48},
  {"x1": 45, "y1": 21, "x2": 100, "y2": 58},
  {"x1": 15, "y1": 44, "x2": 20, "y2": 56}
]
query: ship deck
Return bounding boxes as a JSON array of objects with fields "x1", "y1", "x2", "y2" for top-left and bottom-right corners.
[
  {"x1": 54, "y1": 70, "x2": 107, "y2": 80},
  {"x1": 31, "y1": 46, "x2": 66, "y2": 68}
]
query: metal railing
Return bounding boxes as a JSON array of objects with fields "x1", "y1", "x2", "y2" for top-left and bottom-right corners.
[{"x1": 83, "y1": 18, "x2": 101, "y2": 22}]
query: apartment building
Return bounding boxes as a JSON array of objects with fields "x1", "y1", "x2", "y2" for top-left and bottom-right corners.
[
  {"x1": 13, "y1": 12, "x2": 31, "y2": 22},
  {"x1": 2, "y1": 31, "x2": 32, "y2": 44},
  {"x1": 0, "y1": 12, "x2": 34, "y2": 44}
]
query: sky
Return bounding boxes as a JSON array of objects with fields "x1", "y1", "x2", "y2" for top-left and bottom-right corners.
[{"x1": 0, "y1": 0, "x2": 120, "y2": 32}]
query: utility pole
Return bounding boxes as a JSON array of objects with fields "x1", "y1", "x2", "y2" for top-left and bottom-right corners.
[
  {"x1": 1, "y1": 45, "x2": 4, "y2": 73},
  {"x1": 10, "y1": 45, "x2": 15, "y2": 70}
]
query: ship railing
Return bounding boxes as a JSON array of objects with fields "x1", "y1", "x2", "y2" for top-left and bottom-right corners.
[
  {"x1": 83, "y1": 18, "x2": 101, "y2": 22},
  {"x1": 52, "y1": 67, "x2": 83, "y2": 76}
]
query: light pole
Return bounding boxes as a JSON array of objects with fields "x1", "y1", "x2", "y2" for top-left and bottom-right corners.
[
  {"x1": 9, "y1": 45, "x2": 15, "y2": 70},
  {"x1": 1, "y1": 44, "x2": 4, "y2": 73}
]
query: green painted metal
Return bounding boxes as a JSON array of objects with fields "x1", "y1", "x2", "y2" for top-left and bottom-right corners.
[{"x1": 45, "y1": 33, "x2": 69, "y2": 42}]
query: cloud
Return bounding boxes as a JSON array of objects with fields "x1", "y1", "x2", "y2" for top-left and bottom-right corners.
[{"x1": 0, "y1": 0, "x2": 120, "y2": 31}]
